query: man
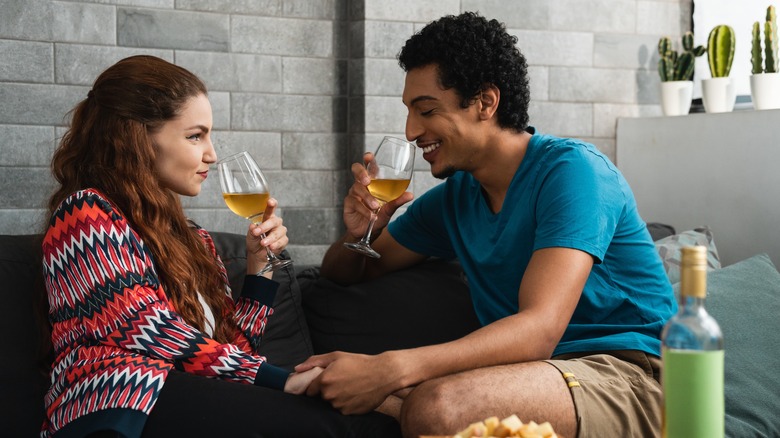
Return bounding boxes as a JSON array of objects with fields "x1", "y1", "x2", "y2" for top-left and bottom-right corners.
[{"x1": 297, "y1": 12, "x2": 675, "y2": 438}]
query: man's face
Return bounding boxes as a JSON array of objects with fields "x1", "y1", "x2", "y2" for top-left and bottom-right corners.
[{"x1": 402, "y1": 64, "x2": 483, "y2": 179}]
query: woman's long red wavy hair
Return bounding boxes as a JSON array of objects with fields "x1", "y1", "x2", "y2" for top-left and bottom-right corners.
[{"x1": 46, "y1": 55, "x2": 237, "y2": 343}]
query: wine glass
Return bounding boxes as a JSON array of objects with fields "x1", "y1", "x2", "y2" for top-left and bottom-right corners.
[
  {"x1": 343, "y1": 136, "x2": 416, "y2": 258},
  {"x1": 217, "y1": 151, "x2": 293, "y2": 274}
]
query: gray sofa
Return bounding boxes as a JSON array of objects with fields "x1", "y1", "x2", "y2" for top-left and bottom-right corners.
[
  {"x1": 2, "y1": 225, "x2": 778, "y2": 437},
  {"x1": 0, "y1": 231, "x2": 478, "y2": 436}
]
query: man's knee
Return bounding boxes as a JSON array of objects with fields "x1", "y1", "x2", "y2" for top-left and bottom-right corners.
[{"x1": 400, "y1": 379, "x2": 464, "y2": 436}]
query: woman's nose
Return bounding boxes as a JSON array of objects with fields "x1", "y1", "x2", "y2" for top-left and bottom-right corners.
[{"x1": 204, "y1": 140, "x2": 217, "y2": 164}]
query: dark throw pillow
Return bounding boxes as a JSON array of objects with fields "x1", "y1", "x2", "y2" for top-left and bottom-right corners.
[
  {"x1": 210, "y1": 231, "x2": 313, "y2": 369},
  {"x1": 301, "y1": 259, "x2": 481, "y2": 355},
  {"x1": 647, "y1": 222, "x2": 676, "y2": 241}
]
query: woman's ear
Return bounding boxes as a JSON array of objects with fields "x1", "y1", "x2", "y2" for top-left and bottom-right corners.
[{"x1": 478, "y1": 84, "x2": 500, "y2": 121}]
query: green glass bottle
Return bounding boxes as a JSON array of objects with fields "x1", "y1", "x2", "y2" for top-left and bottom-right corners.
[{"x1": 661, "y1": 245, "x2": 724, "y2": 438}]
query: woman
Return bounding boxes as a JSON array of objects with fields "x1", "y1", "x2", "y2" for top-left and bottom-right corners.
[{"x1": 40, "y1": 55, "x2": 399, "y2": 437}]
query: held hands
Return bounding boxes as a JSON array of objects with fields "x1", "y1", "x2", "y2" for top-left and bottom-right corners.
[
  {"x1": 246, "y1": 197, "x2": 288, "y2": 276},
  {"x1": 344, "y1": 153, "x2": 414, "y2": 241},
  {"x1": 284, "y1": 366, "x2": 324, "y2": 395},
  {"x1": 295, "y1": 351, "x2": 397, "y2": 415}
]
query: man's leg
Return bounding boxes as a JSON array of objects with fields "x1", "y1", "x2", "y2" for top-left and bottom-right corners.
[{"x1": 400, "y1": 361, "x2": 576, "y2": 438}]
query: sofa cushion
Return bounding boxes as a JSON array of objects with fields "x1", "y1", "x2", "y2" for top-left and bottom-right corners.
[
  {"x1": 656, "y1": 226, "x2": 721, "y2": 284},
  {"x1": 0, "y1": 234, "x2": 48, "y2": 437},
  {"x1": 301, "y1": 259, "x2": 482, "y2": 355},
  {"x1": 691, "y1": 253, "x2": 780, "y2": 437},
  {"x1": 209, "y1": 231, "x2": 313, "y2": 369}
]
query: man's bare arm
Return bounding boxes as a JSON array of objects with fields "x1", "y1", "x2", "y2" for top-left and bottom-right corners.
[
  {"x1": 301, "y1": 247, "x2": 594, "y2": 414},
  {"x1": 392, "y1": 247, "x2": 593, "y2": 384}
]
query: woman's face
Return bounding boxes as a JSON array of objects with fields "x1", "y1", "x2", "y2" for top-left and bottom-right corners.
[{"x1": 151, "y1": 94, "x2": 216, "y2": 197}]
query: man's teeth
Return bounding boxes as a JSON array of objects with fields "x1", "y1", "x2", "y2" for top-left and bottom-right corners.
[{"x1": 422, "y1": 142, "x2": 440, "y2": 153}]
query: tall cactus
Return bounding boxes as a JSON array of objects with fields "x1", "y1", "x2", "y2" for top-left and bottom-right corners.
[
  {"x1": 751, "y1": 5, "x2": 778, "y2": 74},
  {"x1": 752, "y1": 22, "x2": 763, "y2": 74},
  {"x1": 658, "y1": 32, "x2": 704, "y2": 81},
  {"x1": 707, "y1": 25, "x2": 736, "y2": 78},
  {"x1": 766, "y1": 5, "x2": 778, "y2": 73}
]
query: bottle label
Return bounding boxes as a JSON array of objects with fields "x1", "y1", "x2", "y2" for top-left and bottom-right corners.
[{"x1": 662, "y1": 348, "x2": 724, "y2": 438}]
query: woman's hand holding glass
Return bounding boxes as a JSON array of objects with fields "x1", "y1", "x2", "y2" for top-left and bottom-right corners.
[
  {"x1": 245, "y1": 197, "x2": 288, "y2": 278},
  {"x1": 217, "y1": 151, "x2": 294, "y2": 274}
]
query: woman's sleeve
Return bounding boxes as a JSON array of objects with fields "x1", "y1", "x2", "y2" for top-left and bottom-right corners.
[
  {"x1": 42, "y1": 190, "x2": 290, "y2": 389},
  {"x1": 233, "y1": 275, "x2": 278, "y2": 353},
  {"x1": 196, "y1": 228, "x2": 280, "y2": 355}
]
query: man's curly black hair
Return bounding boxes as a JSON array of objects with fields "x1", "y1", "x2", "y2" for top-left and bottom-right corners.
[{"x1": 398, "y1": 12, "x2": 530, "y2": 132}]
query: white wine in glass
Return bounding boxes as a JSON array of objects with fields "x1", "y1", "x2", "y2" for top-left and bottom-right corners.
[
  {"x1": 366, "y1": 179, "x2": 411, "y2": 204},
  {"x1": 223, "y1": 193, "x2": 271, "y2": 221},
  {"x1": 217, "y1": 151, "x2": 293, "y2": 274},
  {"x1": 344, "y1": 136, "x2": 415, "y2": 258}
]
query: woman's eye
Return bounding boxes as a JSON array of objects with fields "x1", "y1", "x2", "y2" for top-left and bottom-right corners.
[{"x1": 187, "y1": 133, "x2": 201, "y2": 141}]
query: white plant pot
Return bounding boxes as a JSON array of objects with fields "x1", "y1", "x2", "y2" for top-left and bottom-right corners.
[
  {"x1": 701, "y1": 77, "x2": 736, "y2": 113},
  {"x1": 750, "y1": 73, "x2": 780, "y2": 110},
  {"x1": 660, "y1": 81, "x2": 693, "y2": 116}
]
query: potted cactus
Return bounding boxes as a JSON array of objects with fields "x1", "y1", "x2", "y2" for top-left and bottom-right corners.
[
  {"x1": 657, "y1": 32, "x2": 705, "y2": 116},
  {"x1": 750, "y1": 5, "x2": 780, "y2": 110},
  {"x1": 701, "y1": 24, "x2": 737, "y2": 113}
]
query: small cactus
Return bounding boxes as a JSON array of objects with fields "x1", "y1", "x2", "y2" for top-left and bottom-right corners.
[
  {"x1": 658, "y1": 36, "x2": 674, "y2": 81},
  {"x1": 707, "y1": 25, "x2": 735, "y2": 78},
  {"x1": 675, "y1": 52, "x2": 696, "y2": 82},
  {"x1": 657, "y1": 32, "x2": 704, "y2": 82},
  {"x1": 682, "y1": 32, "x2": 694, "y2": 51}
]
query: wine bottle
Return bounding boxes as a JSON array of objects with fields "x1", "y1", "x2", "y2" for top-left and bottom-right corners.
[{"x1": 661, "y1": 245, "x2": 724, "y2": 438}]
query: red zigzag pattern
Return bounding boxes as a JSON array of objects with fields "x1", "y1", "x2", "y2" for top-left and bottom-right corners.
[{"x1": 41, "y1": 189, "x2": 273, "y2": 436}]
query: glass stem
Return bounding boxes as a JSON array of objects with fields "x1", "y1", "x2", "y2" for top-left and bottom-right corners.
[
  {"x1": 259, "y1": 231, "x2": 282, "y2": 263},
  {"x1": 250, "y1": 217, "x2": 281, "y2": 264},
  {"x1": 359, "y1": 208, "x2": 380, "y2": 245}
]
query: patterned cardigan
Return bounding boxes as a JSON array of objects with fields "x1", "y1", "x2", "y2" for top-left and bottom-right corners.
[{"x1": 40, "y1": 189, "x2": 290, "y2": 437}]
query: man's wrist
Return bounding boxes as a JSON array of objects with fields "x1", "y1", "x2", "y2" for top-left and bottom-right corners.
[{"x1": 382, "y1": 350, "x2": 417, "y2": 391}]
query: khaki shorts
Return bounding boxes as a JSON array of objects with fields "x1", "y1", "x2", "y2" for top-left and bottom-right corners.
[{"x1": 544, "y1": 350, "x2": 662, "y2": 438}]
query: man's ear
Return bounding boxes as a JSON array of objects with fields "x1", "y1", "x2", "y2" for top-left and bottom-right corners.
[{"x1": 478, "y1": 84, "x2": 500, "y2": 120}]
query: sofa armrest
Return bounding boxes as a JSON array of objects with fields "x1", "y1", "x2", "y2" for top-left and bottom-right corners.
[{"x1": 0, "y1": 234, "x2": 48, "y2": 437}]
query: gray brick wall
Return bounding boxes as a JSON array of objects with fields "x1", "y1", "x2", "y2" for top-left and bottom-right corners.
[{"x1": 0, "y1": 0, "x2": 691, "y2": 266}]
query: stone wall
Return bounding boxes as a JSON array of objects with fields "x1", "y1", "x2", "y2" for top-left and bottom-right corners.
[{"x1": 0, "y1": 0, "x2": 691, "y2": 265}]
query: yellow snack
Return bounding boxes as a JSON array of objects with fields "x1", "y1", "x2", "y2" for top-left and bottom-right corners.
[
  {"x1": 454, "y1": 421, "x2": 488, "y2": 437},
  {"x1": 493, "y1": 414, "x2": 524, "y2": 436},
  {"x1": 449, "y1": 414, "x2": 557, "y2": 438},
  {"x1": 534, "y1": 422, "x2": 555, "y2": 436},
  {"x1": 483, "y1": 416, "x2": 500, "y2": 436}
]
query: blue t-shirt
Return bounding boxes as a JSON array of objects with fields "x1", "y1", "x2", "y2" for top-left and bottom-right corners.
[{"x1": 388, "y1": 131, "x2": 676, "y2": 357}]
